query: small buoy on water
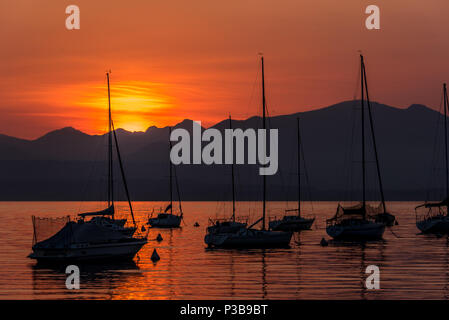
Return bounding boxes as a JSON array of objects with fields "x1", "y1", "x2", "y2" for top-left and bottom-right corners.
[
  {"x1": 194, "y1": 222, "x2": 200, "y2": 227},
  {"x1": 141, "y1": 225, "x2": 146, "y2": 232},
  {"x1": 394, "y1": 220, "x2": 399, "y2": 226},
  {"x1": 320, "y1": 238, "x2": 328, "y2": 247},
  {"x1": 151, "y1": 249, "x2": 160, "y2": 262},
  {"x1": 156, "y1": 233, "x2": 163, "y2": 242}
]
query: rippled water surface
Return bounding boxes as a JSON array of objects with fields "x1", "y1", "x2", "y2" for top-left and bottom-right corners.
[{"x1": 0, "y1": 201, "x2": 448, "y2": 299}]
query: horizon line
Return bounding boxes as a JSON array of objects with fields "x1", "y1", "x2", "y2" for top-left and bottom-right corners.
[{"x1": 0, "y1": 100, "x2": 432, "y2": 141}]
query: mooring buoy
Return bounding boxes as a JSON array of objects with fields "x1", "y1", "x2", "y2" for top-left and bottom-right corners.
[
  {"x1": 320, "y1": 237, "x2": 328, "y2": 246},
  {"x1": 156, "y1": 233, "x2": 163, "y2": 242},
  {"x1": 151, "y1": 249, "x2": 160, "y2": 262}
]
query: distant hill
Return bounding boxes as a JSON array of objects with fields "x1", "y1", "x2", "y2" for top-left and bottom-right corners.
[{"x1": 0, "y1": 100, "x2": 445, "y2": 201}]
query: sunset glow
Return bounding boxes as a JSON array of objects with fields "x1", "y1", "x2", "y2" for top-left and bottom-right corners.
[
  {"x1": 1, "y1": 0, "x2": 449, "y2": 139},
  {"x1": 72, "y1": 80, "x2": 175, "y2": 133}
]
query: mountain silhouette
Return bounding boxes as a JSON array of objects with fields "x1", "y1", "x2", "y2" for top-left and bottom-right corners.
[{"x1": 0, "y1": 100, "x2": 444, "y2": 201}]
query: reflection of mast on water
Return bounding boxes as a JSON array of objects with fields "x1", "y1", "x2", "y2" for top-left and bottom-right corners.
[
  {"x1": 261, "y1": 250, "x2": 267, "y2": 299},
  {"x1": 444, "y1": 238, "x2": 449, "y2": 299},
  {"x1": 167, "y1": 229, "x2": 175, "y2": 298},
  {"x1": 295, "y1": 233, "x2": 303, "y2": 298},
  {"x1": 359, "y1": 243, "x2": 367, "y2": 300},
  {"x1": 359, "y1": 242, "x2": 385, "y2": 299},
  {"x1": 229, "y1": 253, "x2": 235, "y2": 298}
]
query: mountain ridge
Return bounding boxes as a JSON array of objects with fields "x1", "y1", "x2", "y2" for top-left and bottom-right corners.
[
  {"x1": 1, "y1": 100, "x2": 432, "y2": 142},
  {"x1": 0, "y1": 100, "x2": 445, "y2": 201}
]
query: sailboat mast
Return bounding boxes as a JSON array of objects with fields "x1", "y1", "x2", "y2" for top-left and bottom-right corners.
[
  {"x1": 106, "y1": 72, "x2": 114, "y2": 213},
  {"x1": 110, "y1": 120, "x2": 136, "y2": 227},
  {"x1": 169, "y1": 127, "x2": 173, "y2": 215},
  {"x1": 297, "y1": 117, "x2": 301, "y2": 217},
  {"x1": 173, "y1": 165, "x2": 183, "y2": 216},
  {"x1": 261, "y1": 56, "x2": 266, "y2": 230},
  {"x1": 360, "y1": 55, "x2": 366, "y2": 218},
  {"x1": 103, "y1": 73, "x2": 136, "y2": 227},
  {"x1": 363, "y1": 58, "x2": 387, "y2": 214},
  {"x1": 228, "y1": 115, "x2": 236, "y2": 222},
  {"x1": 229, "y1": 115, "x2": 236, "y2": 222},
  {"x1": 444, "y1": 83, "x2": 449, "y2": 211}
]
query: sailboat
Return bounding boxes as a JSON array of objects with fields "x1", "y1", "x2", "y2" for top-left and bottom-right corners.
[
  {"x1": 205, "y1": 56, "x2": 293, "y2": 248},
  {"x1": 147, "y1": 127, "x2": 183, "y2": 228},
  {"x1": 326, "y1": 55, "x2": 392, "y2": 241},
  {"x1": 269, "y1": 117, "x2": 315, "y2": 231},
  {"x1": 416, "y1": 83, "x2": 449, "y2": 234},
  {"x1": 205, "y1": 115, "x2": 248, "y2": 237},
  {"x1": 28, "y1": 72, "x2": 147, "y2": 263}
]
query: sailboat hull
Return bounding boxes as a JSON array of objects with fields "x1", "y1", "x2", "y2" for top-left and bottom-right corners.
[
  {"x1": 205, "y1": 229, "x2": 292, "y2": 248},
  {"x1": 148, "y1": 214, "x2": 181, "y2": 228},
  {"x1": 28, "y1": 239, "x2": 147, "y2": 263},
  {"x1": 269, "y1": 217, "x2": 315, "y2": 231},
  {"x1": 326, "y1": 222, "x2": 385, "y2": 240},
  {"x1": 373, "y1": 212, "x2": 396, "y2": 226},
  {"x1": 417, "y1": 215, "x2": 449, "y2": 234},
  {"x1": 207, "y1": 221, "x2": 247, "y2": 234}
]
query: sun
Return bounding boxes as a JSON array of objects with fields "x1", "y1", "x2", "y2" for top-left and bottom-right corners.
[{"x1": 58, "y1": 80, "x2": 175, "y2": 134}]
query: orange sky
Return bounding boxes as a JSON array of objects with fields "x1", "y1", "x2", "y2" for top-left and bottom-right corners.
[{"x1": 0, "y1": 0, "x2": 448, "y2": 139}]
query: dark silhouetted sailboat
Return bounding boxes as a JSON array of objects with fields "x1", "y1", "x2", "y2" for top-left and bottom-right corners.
[
  {"x1": 205, "y1": 56, "x2": 293, "y2": 248},
  {"x1": 326, "y1": 55, "x2": 393, "y2": 240},
  {"x1": 147, "y1": 127, "x2": 183, "y2": 228},
  {"x1": 204, "y1": 115, "x2": 248, "y2": 238},
  {"x1": 28, "y1": 72, "x2": 147, "y2": 263},
  {"x1": 416, "y1": 83, "x2": 449, "y2": 234},
  {"x1": 269, "y1": 117, "x2": 315, "y2": 231}
]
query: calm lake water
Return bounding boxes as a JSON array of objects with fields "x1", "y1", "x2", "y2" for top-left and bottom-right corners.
[{"x1": 0, "y1": 201, "x2": 448, "y2": 300}]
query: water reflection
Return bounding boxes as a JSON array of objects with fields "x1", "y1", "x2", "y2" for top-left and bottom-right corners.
[
  {"x1": 31, "y1": 261, "x2": 142, "y2": 299},
  {"x1": 294, "y1": 233, "x2": 303, "y2": 297},
  {"x1": 261, "y1": 250, "x2": 267, "y2": 299},
  {"x1": 2, "y1": 201, "x2": 448, "y2": 299},
  {"x1": 229, "y1": 252, "x2": 235, "y2": 298},
  {"x1": 167, "y1": 229, "x2": 175, "y2": 298},
  {"x1": 323, "y1": 239, "x2": 386, "y2": 299},
  {"x1": 444, "y1": 237, "x2": 449, "y2": 299}
]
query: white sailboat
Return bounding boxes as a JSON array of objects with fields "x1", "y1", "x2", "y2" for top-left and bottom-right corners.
[
  {"x1": 28, "y1": 72, "x2": 147, "y2": 263},
  {"x1": 416, "y1": 83, "x2": 449, "y2": 234},
  {"x1": 326, "y1": 55, "x2": 391, "y2": 241},
  {"x1": 269, "y1": 117, "x2": 315, "y2": 232},
  {"x1": 147, "y1": 127, "x2": 183, "y2": 228},
  {"x1": 205, "y1": 56, "x2": 293, "y2": 248}
]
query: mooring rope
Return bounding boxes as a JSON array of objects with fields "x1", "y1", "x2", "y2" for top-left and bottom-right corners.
[{"x1": 387, "y1": 226, "x2": 401, "y2": 238}]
